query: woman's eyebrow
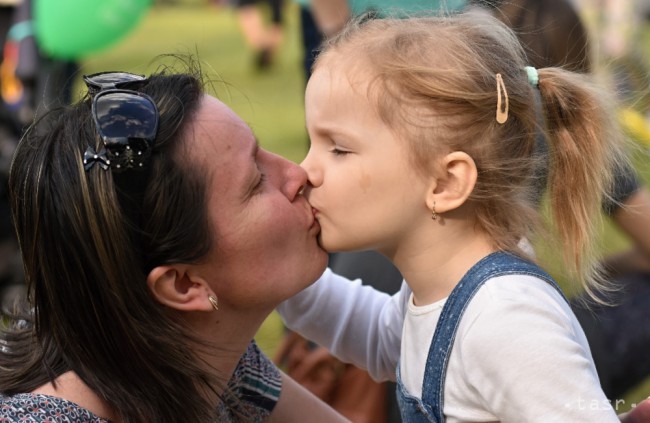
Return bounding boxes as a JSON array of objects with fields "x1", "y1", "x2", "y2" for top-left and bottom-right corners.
[
  {"x1": 241, "y1": 137, "x2": 262, "y2": 200},
  {"x1": 251, "y1": 137, "x2": 260, "y2": 160}
]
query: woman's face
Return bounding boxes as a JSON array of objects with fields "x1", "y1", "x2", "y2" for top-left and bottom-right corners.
[
  {"x1": 190, "y1": 95, "x2": 327, "y2": 310},
  {"x1": 302, "y1": 64, "x2": 431, "y2": 256}
]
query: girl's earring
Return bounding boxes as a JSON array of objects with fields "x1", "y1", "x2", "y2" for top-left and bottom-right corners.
[
  {"x1": 431, "y1": 202, "x2": 439, "y2": 221},
  {"x1": 208, "y1": 295, "x2": 219, "y2": 311}
]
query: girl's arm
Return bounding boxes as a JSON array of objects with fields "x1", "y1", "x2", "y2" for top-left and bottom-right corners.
[
  {"x1": 277, "y1": 268, "x2": 407, "y2": 381},
  {"x1": 309, "y1": 0, "x2": 350, "y2": 38}
]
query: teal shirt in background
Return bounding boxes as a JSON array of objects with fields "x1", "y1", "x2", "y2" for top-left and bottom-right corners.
[
  {"x1": 349, "y1": 0, "x2": 466, "y2": 16},
  {"x1": 293, "y1": 0, "x2": 468, "y2": 15}
]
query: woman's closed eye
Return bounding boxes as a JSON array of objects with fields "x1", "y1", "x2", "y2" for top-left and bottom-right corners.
[{"x1": 253, "y1": 173, "x2": 267, "y2": 193}]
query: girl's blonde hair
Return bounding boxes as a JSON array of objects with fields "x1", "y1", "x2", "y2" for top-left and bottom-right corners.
[{"x1": 316, "y1": 12, "x2": 626, "y2": 298}]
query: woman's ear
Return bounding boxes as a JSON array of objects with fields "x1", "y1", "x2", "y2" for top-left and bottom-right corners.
[
  {"x1": 426, "y1": 151, "x2": 477, "y2": 214},
  {"x1": 147, "y1": 265, "x2": 215, "y2": 312}
]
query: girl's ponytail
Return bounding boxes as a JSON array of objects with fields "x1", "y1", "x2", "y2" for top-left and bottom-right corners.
[{"x1": 537, "y1": 67, "x2": 625, "y2": 296}]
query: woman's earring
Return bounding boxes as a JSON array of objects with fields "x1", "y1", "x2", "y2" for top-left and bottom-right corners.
[
  {"x1": 208, "y1": 295, "x2": 219, "y2": 311},
  {"x1": 431, "y1": 202, "x2": 439, "y2": 221}
]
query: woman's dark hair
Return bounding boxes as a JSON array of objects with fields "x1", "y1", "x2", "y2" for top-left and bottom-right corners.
[{"x1": 0, "y1": 59, "x2": 226, "y2": 421}]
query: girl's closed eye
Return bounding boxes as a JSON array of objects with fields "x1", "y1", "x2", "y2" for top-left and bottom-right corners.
[{"x1": 330, "y1": 147, "x2": 351, "y2": 157}]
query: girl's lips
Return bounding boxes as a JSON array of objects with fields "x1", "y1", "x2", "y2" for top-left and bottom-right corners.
[{"x1": 309, "y1": 207, "x2": 321, "y2": 232}]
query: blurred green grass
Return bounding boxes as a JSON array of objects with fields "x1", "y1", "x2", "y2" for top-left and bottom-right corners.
[
  {"x1": 81, "y1": 2, "x2": 650, "y2": 411},
  {"x1": 81, "y1": 2, "x2": 309, "y2": 163}
]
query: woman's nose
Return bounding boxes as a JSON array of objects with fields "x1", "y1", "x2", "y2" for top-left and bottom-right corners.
[{"x1": 274, "y1": 155, "x2": 308, "y2": 201}]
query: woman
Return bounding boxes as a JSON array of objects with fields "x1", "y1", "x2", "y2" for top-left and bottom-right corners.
[{"x1": 0, "y1": 62, "x2": 345, "y2": 422}]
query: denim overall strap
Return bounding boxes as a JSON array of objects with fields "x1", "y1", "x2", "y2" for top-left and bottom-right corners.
[{"x1": 421, "y1": 251, "x2": 565, "y2": 422}]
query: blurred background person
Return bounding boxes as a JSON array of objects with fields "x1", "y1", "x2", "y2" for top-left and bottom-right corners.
[
  {"x1": 0, "y1": 0, "x2": 151, "y2": 311},
  {"x1": 232, "y1": 0, "x2": 285, "y2": 70},
  {"x1": 575, "y1": 0, "x2": 650, "y2": 144},
  {"x1": 0, "y1": 0, "x2": 78, "y2": 312}
]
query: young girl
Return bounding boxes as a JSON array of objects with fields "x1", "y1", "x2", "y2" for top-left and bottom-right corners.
[{"x1": 280, "y1": 11, "x2": 626, "y2": 422}]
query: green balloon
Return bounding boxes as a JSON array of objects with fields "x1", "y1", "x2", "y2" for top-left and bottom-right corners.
[{"x1": 34, "y1": 0, "x2": 152, "y2": 59}]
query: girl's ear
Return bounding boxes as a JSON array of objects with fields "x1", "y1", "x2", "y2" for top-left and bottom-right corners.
[
  {"x1": 147, "y1": 265, "x2": 215, "y2": 312},
  {"x1": 426, "y1": 151, "x2": 477, "y2": 214}
]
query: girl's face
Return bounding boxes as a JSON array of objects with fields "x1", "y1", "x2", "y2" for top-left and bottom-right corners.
[
  {"x1": 302, "y1": 64, "x2": 431, "y2": 256},
  {"x1": 192, "y1": 95, "x2": 327, "y2": 310}
]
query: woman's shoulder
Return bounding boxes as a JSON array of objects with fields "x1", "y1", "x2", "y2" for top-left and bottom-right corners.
[
  {"x1": 215, "y1": 340, "x2": 282, "y2": 422},
  {"x1": 1, "y1": 393, "x2": 110, "y2": 422}
]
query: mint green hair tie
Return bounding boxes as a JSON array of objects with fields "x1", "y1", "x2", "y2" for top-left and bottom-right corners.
[{"x1": 525, "y1": 66, "x2": 539, "y2": 88}]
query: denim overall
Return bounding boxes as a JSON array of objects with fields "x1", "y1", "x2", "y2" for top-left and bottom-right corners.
[{"x1": 395, "y1": 251, "x2": 566, "y2": 423}]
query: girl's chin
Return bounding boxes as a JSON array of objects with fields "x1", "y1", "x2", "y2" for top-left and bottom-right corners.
[
  {"x1": 317, "y1": 236, "x2": 342, "y2": 252},
  {"x1": 318, "y1": 231, "x2": 368, "y2": 253},
  {"x1": 319, "y1": 240, "x2": 358, "y2": 254}
]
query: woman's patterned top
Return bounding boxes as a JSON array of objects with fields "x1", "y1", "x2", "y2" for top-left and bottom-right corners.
[{"x1": 0, "y1": 340, "x2": 281, "y2": 422}]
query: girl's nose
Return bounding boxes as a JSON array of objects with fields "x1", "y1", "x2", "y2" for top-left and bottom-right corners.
[{"x1": 300, "y1": 149, "x2": 323, "y2": 188}]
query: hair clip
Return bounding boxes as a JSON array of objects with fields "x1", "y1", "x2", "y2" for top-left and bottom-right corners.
[
  {"x1": 83, "y1": 146, "x2": 110, "y2": 171},
  {"x1": 495, "y1": 73, "x2": 509, "y2": 124},
  {"x1": 105, "y1": 143, "x2": 152, "y2": 172}
]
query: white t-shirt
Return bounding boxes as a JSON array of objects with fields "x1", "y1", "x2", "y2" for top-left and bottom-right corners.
[
  {"x1": 278, "y1": 269, "x2": 619, "y2": 422},
  {"x1": 401, "y1": 274, "x2": 617, "y2": 422}
]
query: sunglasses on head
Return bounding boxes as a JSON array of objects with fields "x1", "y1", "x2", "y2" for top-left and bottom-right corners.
[
  {"x1": 83, "y1": 71, "x2": 159, "y2": 173},
  {"x1": 83, "y1": 71, "x2": 148, "y2": 96},
  {"x1": 82, "y1": 71, "x2": 162, "y2": 238}
]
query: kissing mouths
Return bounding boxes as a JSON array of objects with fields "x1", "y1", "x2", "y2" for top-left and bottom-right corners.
[{"x1": 309, "y1": 207, "x2": 320, "y2": 231}]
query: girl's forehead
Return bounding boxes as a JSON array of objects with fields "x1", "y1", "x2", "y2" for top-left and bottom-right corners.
[{"x1": 312, "y1": 59, "x2": 373, "y2": 96}]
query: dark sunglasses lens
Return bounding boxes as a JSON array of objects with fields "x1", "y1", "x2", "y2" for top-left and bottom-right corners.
[
  {"x1": 94, "y1": 92, "x2": 158, "y2": 140},
  {"x1": 85, "y1": 72, "x2": 146, "y2": 90}
]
